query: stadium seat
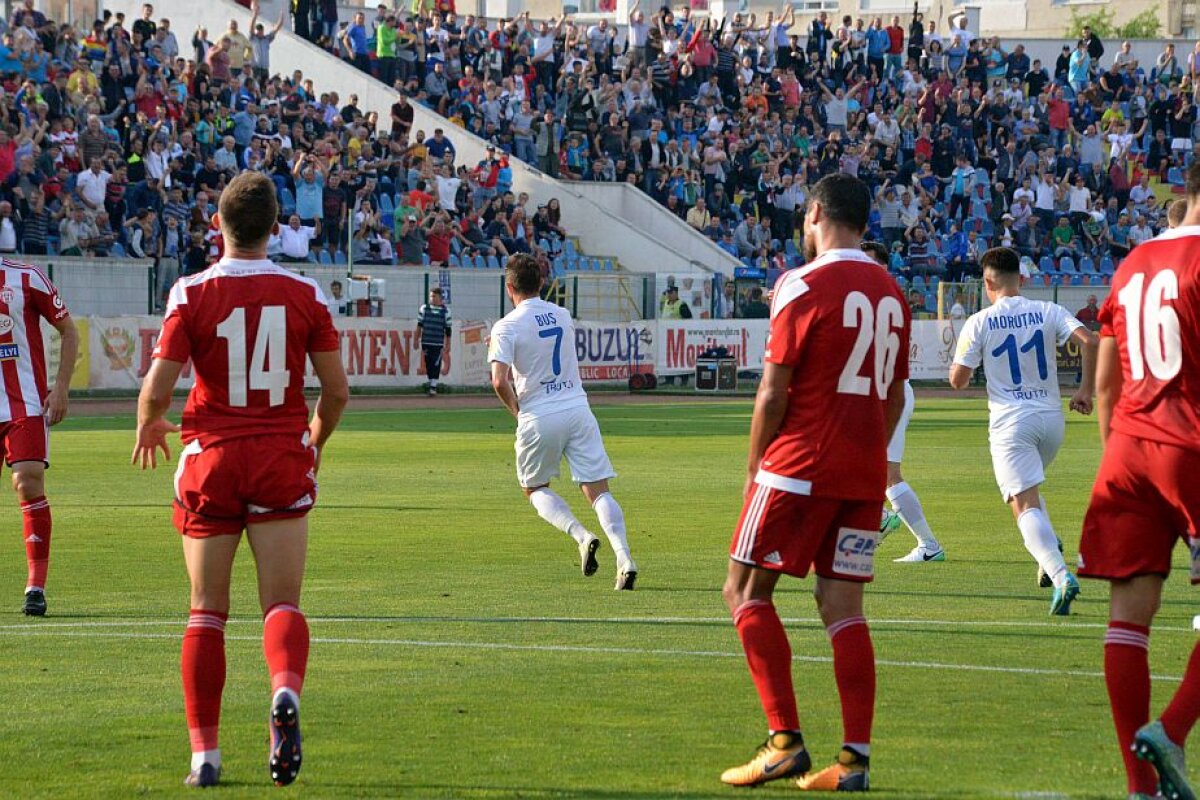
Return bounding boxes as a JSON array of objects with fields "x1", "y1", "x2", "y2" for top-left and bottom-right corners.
[
  {"x1": 1099, "y1": 256, "x2": 1115, "y2": 275},
  {"x1": 422, "y1": 253, "x2": 431, "y2": 266},
  {"x1": 280, "y1": 188, "x2": 296, "y2": 216},
  {"x1": 379, "y1": 194, "x2": 394, "y2": 215},
  {"x1": 1039, "y1": 256, "x2": 1057, "y2": 275},
  {"x1": 1070, "y1": 274, "x2": 1084, "y2": 286},
  {"x1": 603, "y1": 259, "x2": 615, "y2": 272},
  {"x1": 448, "y1": 254, "x2": 460, "y2": 268},
  {"x1": 318, "y1": 250, "x2": 332, "y2": 265},
  {"x1": 486, "y1": 254, "x2": 501, "y2": 269},
  {"x1": 1058, "y1": 256, "x2": 1076, "y2": 274},
  {"x1": 924, "y1": 292, "x2": 937, "y2": 312},
  {"x1": 474, "y1": 255, "x2": 487, "y2": 269},
  {"x1": 1169, "y1": 167, "x2": 1185, "y2": 186},
  {"x1": 334, "y1": 250, "x2": 347, "y2": 264},
  {"x1": 784, "y1": 239, "x2": 798, "y2": 258},
  {"x1": 1078, "y1": 256, "x2": 1095, "y2": 274},
  {"x1": 912, "y1": 275, "x2": 927, "y2": 292},
  {"x1": 564, "y1": 240, "x2": 578, "y2": 260}
]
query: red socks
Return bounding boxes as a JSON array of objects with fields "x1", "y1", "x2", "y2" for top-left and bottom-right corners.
[
  {"x1": 827, "y1": 615, "x2": 875, "y2": 750},
  {"x1": 1104, "y1": 621, "x2": 1157, "y2": 794},
  {"x1": 182, "y1": 610, "x2": 228, "y2": 755},
  {"x1": 733, "y1": 599, "x2": 799, "y2": 732},
  {"x1": 263, "y1": 603, "x2": 309, "y2": 696},
  {"x1": 21, "y1": 496, "x2": 50, "y2": 591},
  {"x1": 1162, "y1": 641, "x2": 1200, "y2": 746}
]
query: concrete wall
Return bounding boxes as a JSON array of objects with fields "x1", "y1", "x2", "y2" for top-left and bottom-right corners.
[{"x1": 109, "y1": 0, "x2": 740, "y2": 276}]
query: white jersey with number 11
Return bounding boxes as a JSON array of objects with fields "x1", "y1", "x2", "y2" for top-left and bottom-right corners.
[{"x1": 954, "y1": 295, "x2": 1083, "y2": 427}]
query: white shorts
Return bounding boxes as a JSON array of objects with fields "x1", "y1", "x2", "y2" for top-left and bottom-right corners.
[
  {"x1": 887, "y1": 380, "x2": 915, "y2": 464},
  {"x1": 988, "y1": 411, "x2": 1065, "y2": 502},
  {"x1": 515, "y1": 405, "x2": 616, "y2": 488}
]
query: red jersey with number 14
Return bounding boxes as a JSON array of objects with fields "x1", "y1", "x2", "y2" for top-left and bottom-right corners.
[
  {"x1": 153, "y1": 258, "x2": 340, "y2": 446},
  {"x1": 1098, "y1": 226, "x2": 1200, "y2": 453},
  {"x1": 759, "y1": 249, "x2": 910, "y2": 501},
  {"x1": 0, "y1": 261, "x2": 70, "y2": 424}
]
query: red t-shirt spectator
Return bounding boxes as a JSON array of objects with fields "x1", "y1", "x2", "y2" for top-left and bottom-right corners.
[
  {"x1": 426, "y1": 229, "x2": 451, "y2": 264},
  {"x1": 886, "y1": 25, "x2": 904, "y2": 55},
  {"x1": 1048, "y1": 98, "x2": 1070, "y2": 131}
]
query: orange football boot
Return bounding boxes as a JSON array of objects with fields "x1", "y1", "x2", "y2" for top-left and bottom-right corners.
[
  {"x1": 719, "y1": 732, "x2": 811, "y2": 787},
  {"x1": 795, "y1": 747, "x2": 870, "y2": 792}
]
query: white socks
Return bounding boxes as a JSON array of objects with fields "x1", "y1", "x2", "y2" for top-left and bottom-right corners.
[
  {"x1": 592, "y1": 492, "x2": 633, "y2": 570},
  {"x1": 886, "y1": 482, "x2": 940, "y2": 551},
  {"x1": 1017, "y1": 507, "x2": 1069, "y2": 588},
  {"x1": 192, "y1": 749, "x2": 221, "y2": 771},
  {"x1": 529, "y1": 488, "x2": 588, "y2": 545}
]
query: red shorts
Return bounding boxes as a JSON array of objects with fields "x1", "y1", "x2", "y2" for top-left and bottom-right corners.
[
  {"x1": 0, "y1": 415, "x2": 49, "y2": 466},
  {"x1": 730, "y1": 482, "x2": 879, "y2": 582},
  {"x1": 1079, "y1": 431, "x2": 1200, "y2": 584},
  {"x1": 173, "y1": 434, "x2": 318, "y2": 538}
]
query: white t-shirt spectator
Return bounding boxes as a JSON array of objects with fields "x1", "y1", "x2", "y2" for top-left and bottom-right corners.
[
  {"x1": 1130, "y1": 183, "x2": 1154, "y2": 209},
  {"x1": 1068, "y1": 186, "x2": 1091, "y2": 213},
  {"x1": 1107, "y1": 132, "x2": 1134, "y2": 161},
  {"x1": 436, "y1": 174, "x2": 461, "y2": 212},
  {"x1": 0, "y1": 217, "x2": 16, "y2": 252},
  {"x1": 279, "y1": 224, "x2": 316, "y2": 258},
  {"x1": 1033, "y1": 177, "x2": 1057, "y2": 211},
  {"x1": 628, "y1": 20, "x2": 650, "y2": 48},
  {"x1": 76, "y1": 168, "x2": 111, "y2": 209},
  {"x1": 533, "y1": 34, "x2": 556, "y2": 62}
]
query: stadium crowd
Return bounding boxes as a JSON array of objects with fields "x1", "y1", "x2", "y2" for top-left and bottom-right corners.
[
  {"x1": 2, "y1": 0, "x2": 1196, "y2": 315},
  {"x1": 325, "y1": 1, "x2": 1197, "y2": 292}
]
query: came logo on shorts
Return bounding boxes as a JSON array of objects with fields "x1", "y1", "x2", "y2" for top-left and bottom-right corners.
[
  {"x1": 0, "y1": 343, "x2": 21, "y2": 360},
  {"x1": 833, "y1": 528, "x2": 877, "y2": 578}
]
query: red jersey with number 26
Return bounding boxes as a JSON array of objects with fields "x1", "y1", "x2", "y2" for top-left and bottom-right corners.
[
  {"x1": 758, "y1": 249, "x2": 910, "y2": 501},
  {"x1": 153, "y1": 258, "x2": 341, "y2": 446},
  {"x1": 1098, "y1": 226, "x2": 1200, "y2": 453}
]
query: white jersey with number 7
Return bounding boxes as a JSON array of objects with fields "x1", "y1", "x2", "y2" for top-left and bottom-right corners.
[
  {"x1": 488, "y1": 298, "x2": 589, "y2": 419},
  {"x1": 954, "y1": 295, "x2": 1084, "y2": 427}
]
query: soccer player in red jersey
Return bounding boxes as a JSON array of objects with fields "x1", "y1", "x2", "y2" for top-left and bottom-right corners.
[
  {"x1": 1079, "y1": 163, "x2": 1200, "y2": 800},
  {"x1": 721, "y1": 174, "x2": 910, "y2": 792},
  {"x1": 0, "y1": 260, "x2": 78, "y2": 617},
  {"x1": 132, "y1": 172, "x2": 349, "y2": 789}
]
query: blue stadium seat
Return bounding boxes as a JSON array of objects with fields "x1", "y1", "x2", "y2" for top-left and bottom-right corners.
[
  {"x1": 379, "y1": 194, "x2": 394, "y2": 215},
  {"x1": 784, "y1": 239, "x2": 798, "y2": 258},
  {"x1": 318, "y1": 250, "x2": 332, "y2": 265},
  {"x1": 1070, "y1": 274, "x2": 1084, "y2": 286},
  {"x1": 912, "y1": 275, "x2": 927, "y2": 292},
  {"x1": 1059, "y1": 256, "x2": 1076, "y2": 274},
  {"x1": 564, "y1": 240, "x2": 578, "y2": 260},
  {"x1": 110, "y1": 242, "x2": 126, "y2": 257},
  {"x1": 924, "y1": 292, "x2": 937, "y2": 312},
  {"x1": 280, "y1": 188, "x2": 296, "y2": 216},
  {"x1": 474, "y1": 255, "x2": 487, "y2": 269},
  {"x1": 603, "y1": 259, "x2": 615, "y2": 272},
  {"x1": 1039, "y1": 256, "x2": 1057, "y2": 275},
  {"x1": 422, "y1": 253, "x2": 431, "y2": 266},
  {"x1": 1078, "y1": 256, "x2": 1096, "y2": 274},
  {"x1": 1169, "y1": 167, "x2": 1185, "y2": 186},
  {"x1": 334, "y1": 250, "x2": 347, "y2": 264},
  {"x1": 1099, "y1": 256, "x2": 1115, "y2": 275},
  {"x1": 448, "y1": 254, "x2": 460, "y2": 268},
  {"x1": 486, "y1": 254, "x2": 501, "y2": 269}
]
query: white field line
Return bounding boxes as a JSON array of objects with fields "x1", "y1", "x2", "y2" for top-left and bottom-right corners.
[
  {"x1": 0, "y1": 628, "x2": 1184, "y2": 683},
  {"x1": 0, "y1": 615, "x2": 1195, "y2": 632}
]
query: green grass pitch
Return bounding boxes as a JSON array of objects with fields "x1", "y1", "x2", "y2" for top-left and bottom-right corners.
[{"x1": 0, "y1": 397, "x2": 1195, "y2": 799}]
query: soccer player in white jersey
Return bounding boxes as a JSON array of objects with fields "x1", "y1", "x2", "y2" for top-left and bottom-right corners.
[
  {"x1": 950, "y1": 247, "x2": 1098, "y2": 615},
  {"x1": 489, "y1": 254, "x2": 637, "y2": 590},
  {"x1": 860, "y1": 242, "x2": 944, "y2": 563}
]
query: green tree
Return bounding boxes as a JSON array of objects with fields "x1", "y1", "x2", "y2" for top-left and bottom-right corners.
[
  {"x1": 1066, "y1": 7, "x2": 1115, "y2": 39},
  {"x1": 1116, "y1": 10, "x2": 1161, "y2": 38},
  {"x1": 1066, "y1": 6, "x2": 1160, "y2": 39}
]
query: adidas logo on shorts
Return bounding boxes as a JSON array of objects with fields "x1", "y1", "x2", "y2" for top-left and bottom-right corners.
[
  {"x1": 763, "y1": 550, "x2": 783, "y2": 565},
  {"x1": 24, "y1": 534, "x2": 42, "y2": 543}
]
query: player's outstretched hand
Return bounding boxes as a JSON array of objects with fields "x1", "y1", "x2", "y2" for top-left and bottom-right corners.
[
  {"x1": 1069, "y1": 389, "x2": 1094, "y2": 416},
  {"x1": 132, "y1": 418, "x2": 181, "y2": 470},
  {"x1": 45, "y1": 387, "x2": 68, "y2": 426}
]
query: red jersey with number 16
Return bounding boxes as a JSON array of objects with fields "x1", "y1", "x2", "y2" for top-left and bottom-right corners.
[
  {"x1": 0, "y1": 261, "x2": 70, "y2": 424},
  {"x1": 758, "y1": 249, "x2": 910, "y2": 501},
  {"x1": 153, "y1": 258, "x2": 341, "y2": 446},
  {"x1": 1098, "y1": 226, "x2": 1200, "y2": 453}
]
